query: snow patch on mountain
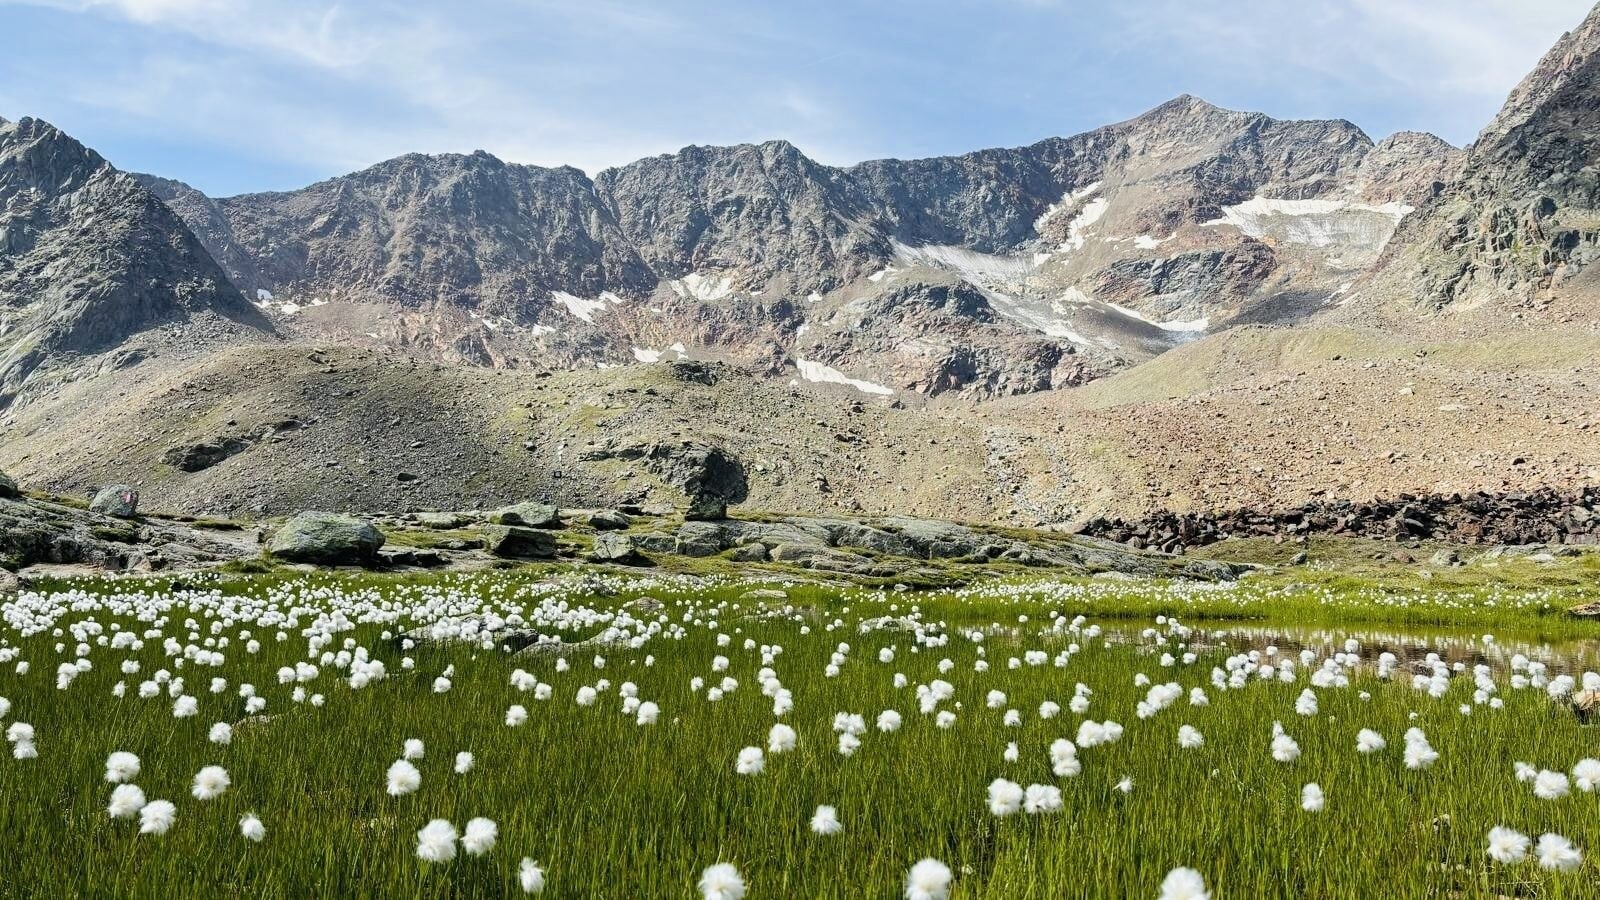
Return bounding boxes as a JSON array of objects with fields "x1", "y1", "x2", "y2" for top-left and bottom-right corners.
[
  {"x1": 672, "y1": 272, "x2": 735, "y2": 302},
  {"x1": 1203, "y1": 196, "x2": 1414, "y2": 251},
  {"x1": 552, "y1": 290, "x2": 626, "y2": 323},
  {"x1": 794, "y1": 358, "x2": 895, "y2": 395}
]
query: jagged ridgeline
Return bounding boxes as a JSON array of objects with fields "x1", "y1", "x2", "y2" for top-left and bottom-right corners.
[{"x1": 127, "y1": 95, "x2": 1458, "y2": 397}]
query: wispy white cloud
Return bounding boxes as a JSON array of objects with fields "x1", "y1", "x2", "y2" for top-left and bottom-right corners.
[{"x1": 0, "y1": 0, "x2": 1592, "y2": 194}]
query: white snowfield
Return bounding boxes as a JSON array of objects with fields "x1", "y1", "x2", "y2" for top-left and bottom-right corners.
[
  {"x1": 551, "y1": 290, "x2": 625, "y2": 323},
  {"x1": 1203, "y1": 196, "x2": 1414, "y2": 251},
  {"x1": 794, "y1": 358, "x2": 895, "y2": 395},
  {"x1": 672, "y1": 272, "x2": 735, "y2": 303},
  {"x1": 1103, "y1": 302, "x2": 1209, "y2": 334}
]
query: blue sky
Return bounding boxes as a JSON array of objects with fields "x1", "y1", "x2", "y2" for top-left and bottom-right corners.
[{"x1": 0, "y1": 0, "x2": 1591, "y2": 196}]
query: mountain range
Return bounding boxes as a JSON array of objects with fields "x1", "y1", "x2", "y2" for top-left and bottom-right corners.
[{"x1": 3, "y1": 2, "x2": 1600, "y2": 524}]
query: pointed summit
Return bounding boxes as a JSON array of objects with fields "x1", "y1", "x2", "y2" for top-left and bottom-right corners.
[
  {"x1": 1479, "y1": 1, "x2": 1600, "y2": 151},
  {"x1": 0, "y1": 117, "x2": 270, "y2": 405}
]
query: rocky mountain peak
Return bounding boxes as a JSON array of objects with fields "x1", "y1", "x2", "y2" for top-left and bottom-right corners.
[
  {"x1": 1, "y1": 116, "x2": 271, "y2": 406},
  {"x1": 1479, "y1": 2, "x2": 1600, "y2": 151}
]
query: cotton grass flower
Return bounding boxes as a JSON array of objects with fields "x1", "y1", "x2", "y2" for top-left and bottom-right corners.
[
  {"x1": 462, "y1": 817, "x2": 498, "y2": 856},
  {"x1": 506, "y1": 704, "x2": 529, "y2": 727},
  {"x1": 1355, "y1": 728, "x2": 1386, "y2": 754},
  {"x1": 1023, "y1": 783, "x2": 1063, "y2": 814},
  {"x1": 877, "y1": 710, "x2": 902, "y2": 732},
  {"x1": 1536, "y1": 833, "x2": 1582, "y2": 871},
  {"x1": 138, "y1": 799, "x2": 177, "y2": 835},
  {"x1": 1533, "y1": 770, "x2": 1571, "y2": 800},
  {"x1": 697, "y1": 862, "x2": 746, "y2": 900},
  {"x1": 987, "y1": 778, "x2": 1024, "y2": 816},
  {"x1": 768, "y1": 723, "x2": 797, "y2": 754},
  {"x1": 735, "y1": 746, "x2": 765, "y2": 775},
  {"x1": 415, "y1": 819, "x2": 457, "y2": 863},
  {"x1": 810, "y1": 804, "x2": 842, "y2": 835},
  {"x1": 107, "y1": 783, "x2": 147, "y2": 819},
  {"x1": 519, "y1": 858, "x2": 546, "y2": 894},
  {"x1": 455, "y1": 751, "x2": 475, "y2": 774},
  {"x1": 240, "y1": 813, "x2": 266, "y2": 842},
  {"x1": 208, "y1": 722, "x2": 232, "y2": 745},
  {"x1": 904, "y1": 858, "x2": 952, "y2": 900},
  {"x1": 105, "y1": 751, "x2": 140, "y2": 783},
  {"x1": 402, "y1": 738, "x2": 425, "y2": 760},
  {"x1": 191, "y1": 765, "x2": 231, "y2": 800},
  {"x1": 1300, "y1": 783, "x2": 1325, "y2": 812},
  {"x1": 1573, "y1": 758, "x2": 1600, "y2": 792},
  {"x1": 1177, "y1": 725, "x2": 1204, "y2": 749},
  {"x1": 1486, "y1": 826, "x2": 1530, "y2": 864},
  {"x1": 1158, "y1": 867, "x2": 1210, "y2": 900},
  {"x1": 386, "y1": 759, "x2": 422, "y2": 796}
]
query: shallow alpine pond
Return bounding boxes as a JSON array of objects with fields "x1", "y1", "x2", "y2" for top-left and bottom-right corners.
[{"x1": 3, "y1": 570, "x2": 1600, "y2": 898}]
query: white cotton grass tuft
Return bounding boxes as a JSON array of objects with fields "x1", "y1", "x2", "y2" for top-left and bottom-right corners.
[
  {"x1": 240, "y1": 813, "x2": 266, "y2": 842},
  {"x1": 416, "y1": 819, "x2": 458, "y2": 862},
  {"x1": 1573, "y1": 758, "x2": 1600, "y2": 792},
  {"x1": 138, "y1": 799, "x2": 177, "y2": 835},
  {"x1": 462, "y1": 817, "x2": 498, "y2": 856},
  {"x1": 697, "y1": 862, "x2": 747, "y2": 900},
  {"x1": 105, "y1": 751, "x2": 140, "y2": 783},
  {"x1": 1355, "y1": 728, "x2": 1386, "y2": 754},
  {"x1": 1536, "y1": 832, "x2": 1582, "y2": 871},
  {"x1": 386, "y1": 759, "x2": 422, "y2": 796},
  {"x1": 191, "y1": 765, "x2": 231, "y2": 800},
  {"x1": 107, "y1": 783, "x2": 147, "y2": 819},
  {"x1": 455, "y1": 751, "x2": 475, "y2": 774},
  {"x1": 1533, "y1": 769, "x2": 1571, "y2": 800},
  {"x1": 1158, "y1": 867, "x2": 1210, "y2": 900},
  {"x1": 987, "y1": 778, "x2": 1024, "y2": 816},
  {"x1": 403, "y1": 738, "x2": 425, "y2": 760},
  {"x1": 809, "y1": 804, "x2": 842, "y2": 835},
  {"x1": 1486, "y1": 826, "x2": 1530, "y2": 864},
  {"x1": 208, "y1": 722, "x2": 233, "y2": 745},
  {"x1": 767, "y1": 723, "x2": 797, "y2": 754},
  {"x1": 904, "y1": 858, "x2": 953, "y2": 900},
  {"x1": 1177, "y1": 725, "x2": 1203, "y2": 749},
  {"x1": 1300, "y1": 782, "x2": 1325, "y2": 812},
  {"x1": 735, "y1": 746, "x2": 765, "y2": 775},
  {"x1": 519, "y1": 858, "x2": 546, "y2": 894}
]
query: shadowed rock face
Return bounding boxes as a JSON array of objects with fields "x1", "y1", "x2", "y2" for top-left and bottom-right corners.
[
  {"x1": 0, "y1": 117, "x2": 271, "y2": 406},
  {"x1": 130, "y1": 95, "x2": 1453, "y2": 398},
  {"x1": 1372, "y1": 4, "x2": 1600, "y2": 310}
]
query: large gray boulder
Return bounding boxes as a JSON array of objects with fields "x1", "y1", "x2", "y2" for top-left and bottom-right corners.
[
  {"x1": 89, "y1": 484, "x2": 140, "y2": 518},
  {"x1": 590, "y1": 532, "x2": 646, "y2": 565},
  {"x1": 482, "y1": 525, "x2": 557, "y2": 559},
  {"x1": 269, "y1": 512, "x2": 385, "y2": 565},
  {"x1": 491, "y1": 503, "x2": 563, "y2": 528},
  {"x1": 0, "y1": 471, "x2": 17, "y2": 499}
]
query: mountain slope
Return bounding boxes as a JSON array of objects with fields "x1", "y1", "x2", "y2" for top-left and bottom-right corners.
[
  {"x1": 139, "y1": 97, "x2": 1454, "y2": 398},
  {"x1": 1356, "y1": 3, "x2": 1600, "y2": 320},
  {"x1": 0, "y1": 117, "x2": 271, "y2": 407}
]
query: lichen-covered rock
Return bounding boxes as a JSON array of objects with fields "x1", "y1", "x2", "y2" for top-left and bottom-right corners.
[
  {"x1": 268, "y1": 512, "x2": 384, "y2": 565},
  {"x1": 89, "y1": 485, "x2": 140, "y2": 518},
  {"x1": 590, "y1": 532, "x2": 645, "y2": 565}
]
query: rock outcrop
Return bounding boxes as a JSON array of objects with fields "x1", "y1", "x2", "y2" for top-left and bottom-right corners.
[
  {"x1": 1080, "y1": 487, "x2": 1600, "y2": 553},
  {"x1": 268, "y1": 512, "x2": 385, "y2": 565}
]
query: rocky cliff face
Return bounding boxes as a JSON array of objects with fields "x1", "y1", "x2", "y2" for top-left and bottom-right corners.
[
  {"x1": 136, "y1": 96, "x2": 1453, "y2": 398},
  {"x1": 0, "y1": 117, "x2": 270, "y2": 407},
  {"x1": 1369, "y1": 4, "x2": 1600, "y2": 312}
]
